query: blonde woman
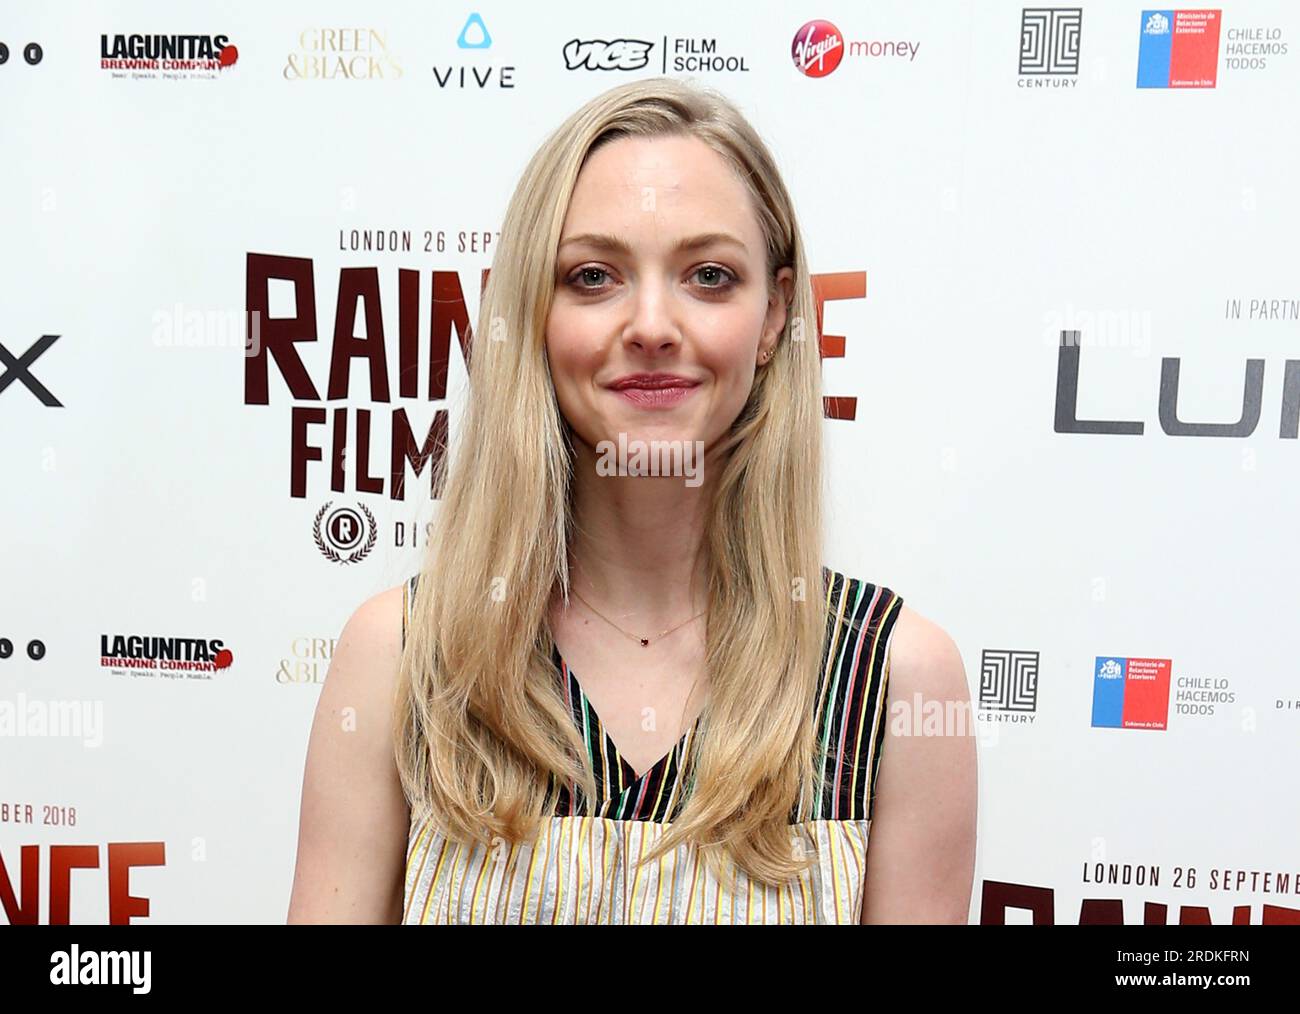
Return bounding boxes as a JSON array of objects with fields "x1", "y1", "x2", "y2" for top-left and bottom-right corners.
[{"x1": 288, "y1": 77, "x2": 976, "y2": 925}]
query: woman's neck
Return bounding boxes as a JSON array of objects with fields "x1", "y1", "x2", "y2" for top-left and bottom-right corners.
[{"x1": 564, "y1": 440, "x2": 717, "y2": 629}]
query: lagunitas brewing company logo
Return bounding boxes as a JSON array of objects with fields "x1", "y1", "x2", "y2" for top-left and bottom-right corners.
[
  {"x1": 284, "y1": 27, "x2": 402, "y2": 80},
  {"x1": 791, "y1": 18, "x2": 919, "y2": 77},
  {"x1": 313, "y1": 500, "x2": 378, "y2": 564},
  {"x1": 433, "y1": 13, "x2": 515, "y2": 89},
  {"x1": 100, "y1": 633, "x2": 234, "y2": 680},
  {"x1": 99, "y1": 34, "x2": 238, "y2": 79}
]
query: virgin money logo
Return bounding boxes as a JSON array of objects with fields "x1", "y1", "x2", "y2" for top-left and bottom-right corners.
[{"x1": 792, "y1": 20, "x2": 844, "y2": 77}]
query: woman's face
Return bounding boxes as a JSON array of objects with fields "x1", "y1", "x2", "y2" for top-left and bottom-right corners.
[{"x1": 545, "y1": 134, "x2": 793, "y2": 466}]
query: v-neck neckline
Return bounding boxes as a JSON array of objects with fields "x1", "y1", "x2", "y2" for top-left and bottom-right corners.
[{"x1": 551, "y1": 642, "x2": 701, "y2": 787}]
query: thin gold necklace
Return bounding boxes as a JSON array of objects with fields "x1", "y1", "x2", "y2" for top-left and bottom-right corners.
[{"x1": 570, "y1": 587, "x2": 705, "y2": 647}]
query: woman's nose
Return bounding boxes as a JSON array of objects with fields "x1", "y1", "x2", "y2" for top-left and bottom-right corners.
[{"x1": 622, "y1": 276, "x2": 682, "y2": 355}]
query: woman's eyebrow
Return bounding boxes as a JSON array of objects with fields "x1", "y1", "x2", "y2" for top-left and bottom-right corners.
[{"x1": 557, "y1": 231, "x2": 748, "y2": 255}]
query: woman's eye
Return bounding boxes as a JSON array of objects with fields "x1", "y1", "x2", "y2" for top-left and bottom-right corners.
[
  {"x1": 693, "y1": 265, "x2": 736, "y2": 289},
  {"x1": 565, "y1": 264, "x2": 736, "y2": 293},
  {"x1": 569, "y1": 266, "x2": 611, "y2": 289}
]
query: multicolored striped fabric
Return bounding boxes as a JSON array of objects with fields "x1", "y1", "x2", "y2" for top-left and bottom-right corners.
[{"x1": 399, "y1": 566, "x2": 903, "y2": 924}]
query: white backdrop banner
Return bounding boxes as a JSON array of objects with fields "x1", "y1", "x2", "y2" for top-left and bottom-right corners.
[{"x1": 1, "y1": 0, "x2": 1296, "y2": 924}]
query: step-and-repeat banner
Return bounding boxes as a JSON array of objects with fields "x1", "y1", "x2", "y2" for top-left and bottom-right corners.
[{"x1": 2, "y1": 2, "x2": 1296, "y2": 924}]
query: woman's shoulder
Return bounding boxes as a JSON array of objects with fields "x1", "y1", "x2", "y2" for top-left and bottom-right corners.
[
  {"x1": 856, "y1": 591, "x2": 977, "y2": 923},
  {"x1": 819, "y1": 564, "x2": 905, "y2": 642},
  {"x1": 322, "y1": 581, "x2": 410, "y2": 706},
  {"x1": 287, "y1": 579, "x2": 411, "y2": 923},
  {"x1": 886, "y1": 602, "x2": 966, "y2": 703},
  {"x1": 342, "y1": 580, "x2": 409, "y2": 655},
  {"x1": 311, "y1": 578, "x2": 415, "y2": 702},
  {"x1": 818, "y1": 565, "x2": 965, "y2": 698}
]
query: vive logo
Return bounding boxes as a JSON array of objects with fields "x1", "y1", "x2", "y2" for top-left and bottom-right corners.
[
  {"x1": 436, "y1": 12, "x2": 513, "y2": 88},
  {"x1": 457, "y1": 13, "x2": 491, "y2": 50}
]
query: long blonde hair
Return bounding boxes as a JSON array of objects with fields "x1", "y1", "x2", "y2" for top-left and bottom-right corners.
[{"x1": 394, "y1": 77, "x2": 829, "y2": 886}]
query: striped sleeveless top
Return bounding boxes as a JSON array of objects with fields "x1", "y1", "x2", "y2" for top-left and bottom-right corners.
[{"x1": 399, "y1": 566, "x2": 903, "y2": 924}]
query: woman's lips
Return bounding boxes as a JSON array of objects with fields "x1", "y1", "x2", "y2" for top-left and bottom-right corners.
[{"x1": 611, "y1": 384, "x2": 700, "y2": 409}]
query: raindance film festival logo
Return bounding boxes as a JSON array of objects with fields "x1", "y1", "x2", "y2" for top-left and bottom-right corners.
[
  {"x1": 979, "y1": 649, "x2": 1039, "y2": 723},
  {"x1": 100, "y1": 633, "x2": 234, "y2": 680},
  {"x1": 1018, "y1": 8, "x2": 1082, "y2": 86},
  {"x1": 314, "y1": 500, "x2": 378, "y2": 564},
  {"x1": 99, "y1": 33, "x2": 238, "y2": 78},
  {"x1": 1137, "y1": 9, "x2": 1221, "y2": 88},
  {"x1": 1091, "y1": 656, "x2": 1171, "y2": 729}
]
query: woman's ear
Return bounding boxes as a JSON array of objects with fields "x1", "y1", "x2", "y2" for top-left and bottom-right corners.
[{"x1": 761, "y1": 267, "x2": 796, "y2": 354}]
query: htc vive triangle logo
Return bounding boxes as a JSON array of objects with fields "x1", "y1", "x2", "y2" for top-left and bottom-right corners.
[{"x1": 457, "y1": 14, "x2": 491, "y2": 50}]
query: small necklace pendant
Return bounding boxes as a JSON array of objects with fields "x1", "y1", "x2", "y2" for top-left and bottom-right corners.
[{"x1": 639, "y1": 637, "x2": 649, "y2": 646}]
